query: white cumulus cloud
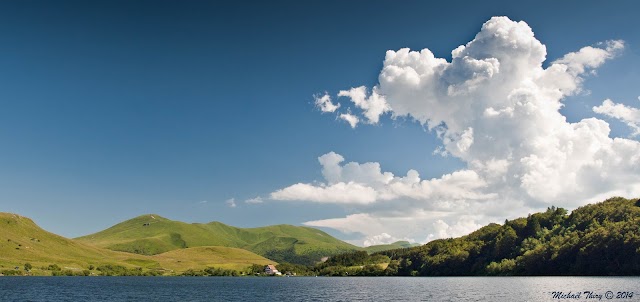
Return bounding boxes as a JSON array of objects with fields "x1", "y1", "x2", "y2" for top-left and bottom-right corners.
[
  {"x1": 338, "y1": 86, "x2": 390, "y2": 124},
  {"x1": 362, "y1": 233, "x2": 415, "y2": 247},
  {"x1": 273, "y1": 16, "x2": 640, "y2": 245},
  {"x1": 314, "y1": 93, "x2": 340, "y2": 113},
  {"x1": 428, "y1": 216, "x2": 483, "y2": 240},
  {"x1": 271, "y1": 181, "x2": 378, "y2": 204},
  {"x1": 270, "y1": 152, "x2": 496, "y2": 204},
  {"x1": 593, "y1": 98, "x2": 640, "y2": 136},
  {"x1": 339, "y1": 112, "x2": 360, "y2": 128}
]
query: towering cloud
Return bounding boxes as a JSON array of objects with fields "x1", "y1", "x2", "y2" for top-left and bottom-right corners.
[{"x1": 271, "y1": 17, "x2": 640, "y2": 245}]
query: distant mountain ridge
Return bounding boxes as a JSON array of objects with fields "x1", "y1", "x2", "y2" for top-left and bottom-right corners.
[
  {"x1": 364, "y1": 241, "x2": 420, "y2": 253},
  {"x1": 76, "y1": 214, "x2": 360, "y2": 265}
]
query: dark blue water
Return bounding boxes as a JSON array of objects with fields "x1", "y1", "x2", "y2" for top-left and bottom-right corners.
[{"x1": 0, "y1": 276, "x2": 638, "y2": 301}]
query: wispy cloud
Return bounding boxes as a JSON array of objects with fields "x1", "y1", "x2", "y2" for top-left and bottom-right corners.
[
  {"x1": 339, "y1": 112, "x2": 359, "y2": 128},
  {"x1": 225, "y1": 198, "x2": 237, "y2": 208},
  {"x1": 245, "y1": 197, "x2": 264, "y2": 204}
]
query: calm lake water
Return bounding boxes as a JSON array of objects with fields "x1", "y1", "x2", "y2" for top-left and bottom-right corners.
[{"x1": 0, "y1": 276, "x2": 638, "y2": 301}]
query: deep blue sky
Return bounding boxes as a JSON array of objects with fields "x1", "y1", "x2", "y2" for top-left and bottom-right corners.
[{"x1": 1, "y1": 1, "x2": 639, "y2": 239}]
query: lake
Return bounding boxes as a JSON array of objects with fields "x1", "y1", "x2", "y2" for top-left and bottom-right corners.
[{"x1": 0, "y1": 276, "x2": 638, "y2": 301}]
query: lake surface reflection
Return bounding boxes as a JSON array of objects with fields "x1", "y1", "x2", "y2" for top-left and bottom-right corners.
[{"x1": 0, "y1": 276, "x2": 638, "y2": 301}]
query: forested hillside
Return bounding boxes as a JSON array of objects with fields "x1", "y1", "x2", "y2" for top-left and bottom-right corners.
[{"x1": 318, "y1": 197, "x2": 640, "y2": 276}]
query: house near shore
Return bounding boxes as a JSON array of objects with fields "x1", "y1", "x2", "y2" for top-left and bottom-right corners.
[{"x1": 264, "y1": 264, "x2": 281, "y2": 275}]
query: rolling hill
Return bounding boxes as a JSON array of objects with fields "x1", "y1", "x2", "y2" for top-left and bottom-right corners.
[
  {"x1": 0, "y1": 213, "x2": 275, "y2": 275},
  {"x1": 152, "y1": 246, "x2": 273, "y2": 272},
  {"x1": 0, "y1": 212, "x2": 154, "y2": 274},
  {"x1": 76, "y1": 214, "x2": 360, "y2": 265}
]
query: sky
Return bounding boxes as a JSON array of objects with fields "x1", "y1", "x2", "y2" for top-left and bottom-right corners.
[{"x1": 1, "y1": 1, "x2": 639, "y2": 246}]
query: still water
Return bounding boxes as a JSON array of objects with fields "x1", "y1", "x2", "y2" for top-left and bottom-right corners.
[{"x1": 0, "y1": 276, "x2": 638, "y2": 301}]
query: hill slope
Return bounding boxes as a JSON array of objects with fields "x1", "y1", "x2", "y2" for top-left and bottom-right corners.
[
  {"x1": 0, "y1": 213, "x2": 277, "y2": 275},
  {"x1": 152, "y1": 246, "x2": 274, "y2": 272},
  {"x1": 0, "y1": 213, "x2": 155, "y2": 273},
  {"x1": 76, "y1": 215, "x2": 359, "y2": 265}
]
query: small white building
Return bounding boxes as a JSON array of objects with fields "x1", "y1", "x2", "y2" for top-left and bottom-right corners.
[{"x1": 264, "y1": 264, "x2": 281, "y2": 275}]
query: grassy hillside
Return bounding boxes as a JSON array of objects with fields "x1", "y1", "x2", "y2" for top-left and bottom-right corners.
[
  {"x1": 76, "y1": 214, "x2": 359, "y2": 265},
  {"x1": 0, "y1": 213, "x2": 277, "y2": 275},
  {"x1": 153, "y1": 246, "x2": 274, "y2": 272},
  {"x1": 0, "y1": 213, "x2": 156, "y2": 274},
  {"x1": 364, "y1": 241, "x2": 420, "y2": 253}
]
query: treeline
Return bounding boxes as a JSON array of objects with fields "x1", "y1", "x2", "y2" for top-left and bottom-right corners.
[
  {"x1": 313, "y1": 251, "x2": 392, "y2": 276},
  {"x1": 328, "y1": 197, "x2": 640, "y2": 276},
  {"x1": 270, "y1": 197, "x2": 640, "y2": 276},
  {"x1": 263, "y1": 246, "x2": 357, "y2": 266},
  {"x1": 262, "y1": 252, "x2": 394, "y2": 276}
]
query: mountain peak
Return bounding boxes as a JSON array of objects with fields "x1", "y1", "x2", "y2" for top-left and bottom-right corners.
[
  {"x1": 132, "y1": 214, "x2": 168, "y2": 221},
  {"x1": 76, "y1": 214, "x2": 359, "y2": 264}
]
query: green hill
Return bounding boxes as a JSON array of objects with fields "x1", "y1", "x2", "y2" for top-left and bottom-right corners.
[
  {"x1": 320, "y1": 197, "x2": 640, "y2": 276},
  {"x1": 364, "y1": 241, "x2": 420, "y2": 253},
  {"x1": 0, "y1": 212, "x2": 157, "y2": 274},
  {"x1": 0, "y1": 213, "x2": 279, "y2": 275},
  {"x1": 76, "y1": 214, "x2": 359, "y2": 265},
  {"x1": 152, "y1": 246, "x2": 274, "y2": 272}
]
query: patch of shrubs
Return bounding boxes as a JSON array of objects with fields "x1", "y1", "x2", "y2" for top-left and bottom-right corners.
[
  {"x1": 48, "y1": 264, "x2": 61, "y2": 271},
  {"x1": 96, "y1": 264, "x2": 161, "y2": 276},
  {"x1": 1, "y1": 269, "x2": 22, "y2": 276},
  {"x1": 43, "y1": 263, "x2": 161, "y2": 276},
  {"x1": 51, "y1": 269, "x2": 91, "y2": 276},
  {"x1": 181, "y1": 267, "x2": 239, "y2": 276}
]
